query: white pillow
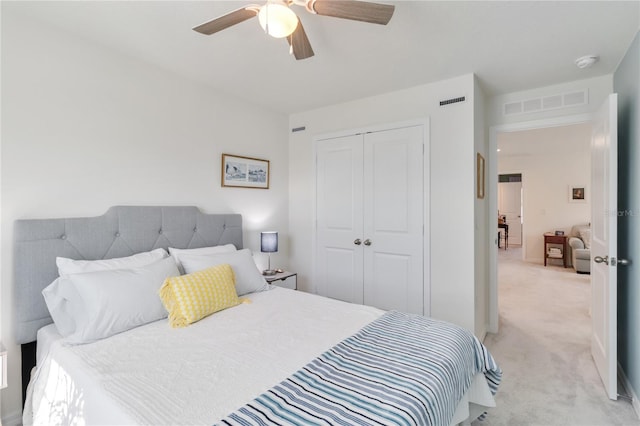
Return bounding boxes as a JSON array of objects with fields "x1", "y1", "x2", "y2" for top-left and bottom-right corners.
[
  {"x1": 168, "y1": 244, "x2": 237, "y2": 273},
  {"x1": 42, "y1": 277, "x2": 78, "y2": 336},
  {"x1": 179, "y1": 248, "x2": 268, "y2": 296},
  {"x1": 56, "y1": 248, "x2": 168, "y2": 276},
  {"x1": 43, "y1": 257, "x2": 180, "y2": 344}
]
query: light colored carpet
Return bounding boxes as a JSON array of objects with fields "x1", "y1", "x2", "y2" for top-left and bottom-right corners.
[{"x1": 477, "y1": 247, "x2": 640, "y2": 426}]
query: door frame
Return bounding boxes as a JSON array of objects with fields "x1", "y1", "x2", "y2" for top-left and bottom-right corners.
[
  {"x1": 312, "y1": 117, "x2": 431, "y2": 315},
  {"x1": 488, "y1": 113, "x2": 592, "y2": 333}
]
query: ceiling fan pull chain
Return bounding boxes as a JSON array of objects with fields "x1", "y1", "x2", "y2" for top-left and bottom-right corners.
[
  {"x1": 265, "y1": 0, "x2": 270, "y2": 35},
  {"x1": 289, "y1": 34, "x2": 294, "y2": 55}
]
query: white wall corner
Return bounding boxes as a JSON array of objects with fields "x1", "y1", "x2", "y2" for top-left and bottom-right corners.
[
  {"x1": 2, "y1": 410, "x2": 23, "y2": 426},
  {"x1": 619, "y1": 363, "x2": 640, "y2": 420}
]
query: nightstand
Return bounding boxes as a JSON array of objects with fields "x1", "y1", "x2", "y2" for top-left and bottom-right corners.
[
  {"x1": 264, "y1": 271, "x2": 297, "y2": 290},
  {"x1": 544, "y1": 233, "x2": 569, "y2": 268}
]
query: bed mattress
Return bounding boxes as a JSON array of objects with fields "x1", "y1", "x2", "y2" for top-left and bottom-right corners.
[{"x1": 25, "y1": 287, "x2": 495, "y2": 425}]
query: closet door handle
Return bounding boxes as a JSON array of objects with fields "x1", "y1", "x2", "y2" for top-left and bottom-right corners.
[
  {"x1": 354, "y1": 239, "x2": 362, "y2": 245},
  {"x1": 363, "y1": 239, "x2": 372, "y2": 246}
]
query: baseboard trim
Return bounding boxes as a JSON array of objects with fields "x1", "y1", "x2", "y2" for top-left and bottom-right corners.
[
  {"x1": 2, "y1": 409, "x2": 23, "y2": 426},
  {"x1": 618, "y1": 363, "x2": 640, "y2": 420}
]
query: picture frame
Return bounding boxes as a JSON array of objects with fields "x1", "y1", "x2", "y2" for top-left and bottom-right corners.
[
  {"x1": 221, "y1": 154, "x2": 270, "y2": 189},
  {"x1": 569, "y1": 185, "x2": 587, "y2": 203},
  {"x1": 477, "y1": 153, "x2": 485, "y2": 199}
]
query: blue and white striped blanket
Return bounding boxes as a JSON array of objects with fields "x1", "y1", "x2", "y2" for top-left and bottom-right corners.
[{"x1": 218, "y1": 311, "x2": 501, "y2": 426}]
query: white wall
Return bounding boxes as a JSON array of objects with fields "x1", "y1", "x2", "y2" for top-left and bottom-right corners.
[
  {"x1": 474, "y1": 77, "x2": 489, "y2": 339},
  {"x1": 1, "y1": 10, "x2": 288, "y2": 423},
  {"x1": 288, "y1": 74, "x2": 480, "y2": 332},
  {"x1": 614, "y1": 30, "x2": 640, "y2": 413},
  {"x1": 497, "y1": 124, "x2": 592, "y2": 263}
]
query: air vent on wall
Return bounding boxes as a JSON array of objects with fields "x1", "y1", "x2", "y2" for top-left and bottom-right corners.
[
  {"x1": 439, "y1": 96, "x2": 466, "y2": 106},
  {"x1": 564, "y1": 91, "x2": 586, "y2": 106},
  {"x1": 503, "y1": 89, "x2": 588, "y2": 116}
]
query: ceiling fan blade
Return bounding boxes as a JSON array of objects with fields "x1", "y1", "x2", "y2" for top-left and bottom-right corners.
[
  {"x1": 310, "y1": 0, "x2": 395, "y2": 25},
  {"x1": 193, "y1": 6, "x2": 258, "y2": 35},
  {"x1": 287, "y1": 20, "x2": 314, "y2": 60}
]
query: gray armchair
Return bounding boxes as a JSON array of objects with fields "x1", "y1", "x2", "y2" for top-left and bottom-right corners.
[{"x1": 568, "y1": 224, "x2": 591, "y2": 274}]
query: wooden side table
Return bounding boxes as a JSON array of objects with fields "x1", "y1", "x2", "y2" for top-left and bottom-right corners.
[{"x1": 544, "y1": 233, "x2": 569, "y2": 268}]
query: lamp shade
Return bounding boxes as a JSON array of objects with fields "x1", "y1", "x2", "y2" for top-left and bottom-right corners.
[
  {"x1": 260, "y1": 232, "x2": 278, "y2": 253},
  {"x1": 258, "y1": 3, "x2": 298, "y2": 38}
]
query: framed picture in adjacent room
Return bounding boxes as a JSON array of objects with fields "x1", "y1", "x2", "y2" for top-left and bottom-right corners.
[
  {"x1": 569, "y1": 185, "x2": 587, "y2": 203},
  {"x1": 222, "y1": 154, "x2": 270, "y2": 189}
]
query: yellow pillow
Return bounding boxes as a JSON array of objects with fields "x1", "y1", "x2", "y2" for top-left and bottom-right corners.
[{"x1": 159, "y1": 263, "x2": 240, "y2": 328}]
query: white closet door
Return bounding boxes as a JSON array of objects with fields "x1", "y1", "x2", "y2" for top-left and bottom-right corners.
[
  {"x1": 316, "y1": 134, "x2": 364, "y2": 304},
  {"x1": 363, "y1": 126, "x2": 424, "y2": 314}
]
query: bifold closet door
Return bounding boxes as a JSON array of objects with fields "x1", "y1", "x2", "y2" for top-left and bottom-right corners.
[
  {"x1": 316, "y1": 134, "x2": 364, "y2": 304},
  {"x1": 362, "y1": 126, "x2": 424, "y2": 314},
  {"x1": 316, "y1": 125, "x2": 424, "y2": 314}
]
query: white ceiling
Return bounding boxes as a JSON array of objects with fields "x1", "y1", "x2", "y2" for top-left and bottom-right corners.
[{"x1": 6, "y1": 1, "x2": 639, "y2": 114}]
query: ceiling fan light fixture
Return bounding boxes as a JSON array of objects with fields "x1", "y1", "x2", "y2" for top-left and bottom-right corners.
[{"x1": 258, "y1": 3, "x2": 299, "y2": 38}]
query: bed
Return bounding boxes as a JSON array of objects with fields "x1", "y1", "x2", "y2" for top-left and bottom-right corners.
[{"x1": 15, "y1": 206, "x2": 501, "y2": 426}]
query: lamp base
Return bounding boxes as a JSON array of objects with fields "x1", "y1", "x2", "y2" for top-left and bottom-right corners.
[{"x1": 262, "y1": 269, "x2": 277, "y2": 276}]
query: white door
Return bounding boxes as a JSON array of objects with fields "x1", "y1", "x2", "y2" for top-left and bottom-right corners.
[
  {"x1": 363, "y1": 126, "x2": 424, "y2": 314},
  {"x1": 316, "y1": 125, "x2": 424, "y2": 314},
  {"x1": 316, "y1": 134, "x2": 364, "y2": 304},
  {"x1": 498, "y1": 181, "x2": 522, "y2": 245},
  {"x1": 591, "y1": 93, "x2": 618, "y2": 400}
]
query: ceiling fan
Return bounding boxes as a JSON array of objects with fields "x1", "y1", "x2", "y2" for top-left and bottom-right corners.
[{"x1": 193, "y1": 0, "x2": 395, "y2": 60}]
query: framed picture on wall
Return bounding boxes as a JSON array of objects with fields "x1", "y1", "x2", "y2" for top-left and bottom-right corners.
[
  {"x1": 569, "y1": 185, "x2": 587, "y2": 203},
  {"x1": 221, "y1": 154, "x2": 270, "y2": 189},
  {"x1": 477, "y1": 153, "x2": 485, "y2": 199}
]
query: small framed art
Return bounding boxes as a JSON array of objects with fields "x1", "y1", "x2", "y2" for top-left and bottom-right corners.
[
  {"x1": 569, "y1": 185, "x2": 586, "y2": 203},
  {"x1": 221, "y1": 154, "x2": 270, "y2": 189}
]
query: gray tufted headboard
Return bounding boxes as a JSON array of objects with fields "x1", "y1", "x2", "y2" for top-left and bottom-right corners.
[{"x1": 14, "y1": 206, "x2": 243, "y2": 345}]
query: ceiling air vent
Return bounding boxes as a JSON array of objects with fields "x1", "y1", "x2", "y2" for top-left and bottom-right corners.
[
  {"x1": 439, "y1": 96, "x2": 466, "y2": 106},
  {"x1": 543, "y1": 95, "x2": 563, "y2": 110},
  {"x1": 564, "y1": 91, "x2": 586, "y2": 106},
  {"x1": 523, "y1": 98, "x2": 542, "y2": 113},
  {"x1": 503, "y1": 89, "x2": 588, "y2": 116},
  {"x1": 504, "y1": 102, "x2": 522, "y2": 115}
]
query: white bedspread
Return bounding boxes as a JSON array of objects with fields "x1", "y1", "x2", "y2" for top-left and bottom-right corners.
[{"x1": 26, "y1": 287, "x2": 495, "y2": 425}]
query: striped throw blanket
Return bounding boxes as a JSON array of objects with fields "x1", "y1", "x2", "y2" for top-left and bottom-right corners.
[{"x1": 218, "y1": 311, "x2": 501, "y2": 426}]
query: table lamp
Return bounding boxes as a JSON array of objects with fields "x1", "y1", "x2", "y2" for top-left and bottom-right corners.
[{"x1": 260, "y1": 231, "x2": 278, "y2": 276}]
